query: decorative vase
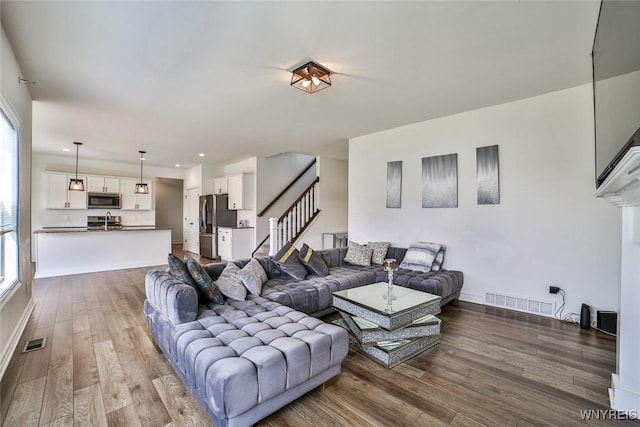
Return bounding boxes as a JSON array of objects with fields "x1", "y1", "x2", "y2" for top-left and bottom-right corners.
[{"x1": 383, "y1": 258, "x2": 398, "y2": 301}]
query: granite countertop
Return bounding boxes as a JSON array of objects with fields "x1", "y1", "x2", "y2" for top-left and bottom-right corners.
[{"x1": 35, "y1": 226, "x2": 172, "y2": 233}]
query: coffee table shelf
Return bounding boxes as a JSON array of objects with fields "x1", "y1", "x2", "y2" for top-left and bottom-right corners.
[{"x1": 332, "y1": 282, "x2": 442, "y2": 368}]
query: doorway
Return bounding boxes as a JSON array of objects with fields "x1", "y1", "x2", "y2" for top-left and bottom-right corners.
[
  {"x1": 155, "y1": 177, "x2": 184, "y2": 245},
  {"x1": 184, "y1": 187, "x2": 200, "y2": 254}
]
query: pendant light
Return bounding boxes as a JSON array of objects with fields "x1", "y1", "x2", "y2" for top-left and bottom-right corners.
[
  {"x1": 68, "y1": 142, "x2": 85, "y2": 191},
  {"x1": 135, "y1": 150, "x2": 149, "y2": 194}
]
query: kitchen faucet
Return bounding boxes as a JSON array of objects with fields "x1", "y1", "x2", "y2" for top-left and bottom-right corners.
[{"x1": 105, "y1": 211, "x2": 111, "y2": 231}]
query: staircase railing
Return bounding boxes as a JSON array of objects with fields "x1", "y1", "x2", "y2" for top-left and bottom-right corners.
[
  {"x1": 269, "y1": 177, "x2": 321, "y2": 255},
  {"x1": 251, "y1": 158, "x2": 317, "y2": 257},
  {"x1": 256, "y1": 158, "x2": 316, "y2": 217}
]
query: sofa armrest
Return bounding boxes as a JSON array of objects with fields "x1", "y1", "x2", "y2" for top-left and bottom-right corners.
[{"x1": 145, "y1": 270, "x2": 198, "y2": 324}]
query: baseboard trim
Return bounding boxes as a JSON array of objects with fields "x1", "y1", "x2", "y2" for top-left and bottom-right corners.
[
  {"x1": 610, "y1": 373, "x2": 640, "y2": 411},
  {"x1": 0, "y1": 297, "x2": 35, "y2": 381}
]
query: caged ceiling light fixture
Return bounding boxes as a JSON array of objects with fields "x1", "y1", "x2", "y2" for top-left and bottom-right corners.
[
  {"x1": 134, "y1": 150, "x2": 149, "y2": 194},
  {"x1": 290, "y1": 61, "x2": 331, "y2": 94},
  {"x1": 68, "y1": 142, "x2": 85, "y2": 191}
]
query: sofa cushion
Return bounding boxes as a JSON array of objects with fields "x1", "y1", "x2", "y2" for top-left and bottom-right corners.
[
  {"x1": 298, "y1": 244, "x2": 329, "y2": 277},
  {"x1": 216, "y1": 262, "x2": 247, "y2": 301},
  {"x1": 366, "y1": 241, "x2": 391, "y2": 265},
  {"x1": 238, "y1": 258, "x2": 268, "y2": 296},
  {"x1": 167, "y1": 254, "x2": 199, "y2": 295},
  {"x1": 186, "y1": 258, "x2": 225, "y2": 305},
  {"x1": 393, "y1": 269, "x2": 463, "y2": 300},
  {"x1": 259, "y1": 266, "x2": 376, "y2": 314},
  {"x1": 399, "y1": 242, "x2": 442, "y2": 272},
  {"x1": 343, "y1": 241, "x2": 373, "y2": 267},
  {"x1": 273, "y1": 242, "x2": 308, "y2": 280}
]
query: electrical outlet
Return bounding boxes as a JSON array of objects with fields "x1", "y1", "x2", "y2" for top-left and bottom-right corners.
[{"x1": 549, "y1": 286, "x2": 560, "y2": 294}]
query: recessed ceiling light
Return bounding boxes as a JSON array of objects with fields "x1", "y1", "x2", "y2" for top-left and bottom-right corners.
[
  {"x1": 175, "y1": 164, "x2": 181, "y2": 167},
  {"x1": 62, "y1": 148, "x2": 70, "y2": 152},
  {"x1": 198, "y1": 153, "x2": 205, "y2": 157}
]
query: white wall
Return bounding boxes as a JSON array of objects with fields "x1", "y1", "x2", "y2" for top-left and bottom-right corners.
[
  {"x1": 31, "y1": 153, "x2": 184, "y2": 233},
  {"x1": 255, "y1": 153, "x2": 316, "y2": 243},
  {"x1": 349, "y1": 84, "x2": 621, "y2": 317},
  {"x1": 0, "y1": 26, "x2": 34, "y2": 379}
]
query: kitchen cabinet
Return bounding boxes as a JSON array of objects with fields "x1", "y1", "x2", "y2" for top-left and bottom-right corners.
[
  {"x1": 217, "y1": 227, "x2": 253, "y2": 260},
  {"x1": 87, "y1": 176, "x2": 120, "y2": 193},
  {"x1": 46, "y1": 173, "x2": 87, "y2": 209},
  {"x1": 121, "y1": 179, "x2": 153, "y2": 210},
  {"x1": 214, "y1": 176, "x2": 228, "y2": 195},
  {"x1": 227, "y1": 173, "x2": 253, "y2": 210}
]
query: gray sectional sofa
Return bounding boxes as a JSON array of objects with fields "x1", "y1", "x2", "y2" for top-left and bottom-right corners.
[
  {"x1": 144, "y1": 271, "x2": 349, "y2": 427},
  {"x1": 143, "y1": 246, "x2": 463, "y2": 426},
  {"x1": 211, "y1": 246, "x2": 464, "y2": 317}
]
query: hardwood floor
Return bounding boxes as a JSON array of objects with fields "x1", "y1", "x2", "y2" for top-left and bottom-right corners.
[{"x1": 1, "y1": 264, "x2": 634, "y2": 426}]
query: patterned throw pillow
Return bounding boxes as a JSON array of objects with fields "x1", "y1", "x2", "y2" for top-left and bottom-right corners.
[
  {"x1": 167, "y1": 254, "x2": 199, "y2": 296},
  {"x1": 422, "y1": 242, "x2": 446, "y2": 271},
  {"x1": 367, "y1": 242, "x2": 391, "y2": 265},
  {"x1": 216, "y1": 262, "x2": 247, "y2": 301},
  {"x1": 399, "y1": 242, "x2": 442, "y2": 272},
  {"x1": 273, "y1": 242, "x2": 309, "y2": 280},
  {"x1": 344, "y1": 241, "x2": 373, "y2": 267},
  {"x1": 238, "y1": 258, "x2": 268, "y2": 296},
  {"x1": 298, "y1": 244, "x2": 329, "y2": 277},
  {"x1": 186, "y1": 258, "x2": 225, "y2": 304}
]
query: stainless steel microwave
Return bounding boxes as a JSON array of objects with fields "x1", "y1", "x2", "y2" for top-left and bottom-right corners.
[{"x1": 87, "y1": 192, "x2": 122, "y2": 209}]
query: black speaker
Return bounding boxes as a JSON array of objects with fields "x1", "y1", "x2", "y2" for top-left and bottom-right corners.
[
  {"x1": 580, "y1": 304, "x2": 591, "y2": 329},
  {"x1": 596, "y1": 311, "x2": 617, "y2": 336}
]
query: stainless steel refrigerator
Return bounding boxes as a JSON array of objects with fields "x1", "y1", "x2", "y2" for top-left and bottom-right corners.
[{"x1": 199, "y1": 194, "x2": 237, "y2": 259}]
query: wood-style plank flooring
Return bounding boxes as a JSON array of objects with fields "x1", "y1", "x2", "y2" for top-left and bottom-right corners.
[{"x1": 1, "y1": 263, "x2": 633, "y2": 426}]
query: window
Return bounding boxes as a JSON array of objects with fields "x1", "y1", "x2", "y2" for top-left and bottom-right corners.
[{"x1": 0, "y1": 108, "x2": 19, "y2": 297}]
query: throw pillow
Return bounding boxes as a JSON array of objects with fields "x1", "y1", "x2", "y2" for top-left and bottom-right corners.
[
  {"x1": 298, "y1": 244, "x2": 329, "y2": 277},
  {"x1": 344, "y1": 241, "x2": 373, "y2": 267},
  {"x1": 399, "y1": 242, "x2": 442, "y2": 272},
  {"x1": 238, "y1": 258, "x2": 268, "y2": 296},
  {"x1": 167, "y1": 254, "x2": 199, "y2": 295},
  {"x1": 419, "y1": 242, "x2": 446, "y2": 271},
  {"x1": 367, "y1": 241, "x2": 391, "y2": 265},
  {"x1": 273, "y1": 242, "x2": 309, "y2": 280},
  {"x1": 186, "y1": 258, "x2": 225, "y2": 304},
  {"x1": 216, "y1": 262, "x2": 247, "y2": 301}
]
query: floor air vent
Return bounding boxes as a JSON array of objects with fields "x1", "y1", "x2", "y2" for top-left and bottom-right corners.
[
  {"x1": 23, "y1": 337, "x2": 47, "y2": 353},
  {"x1": 485, "y1": 291, "x2": 555, "y2": 318}
]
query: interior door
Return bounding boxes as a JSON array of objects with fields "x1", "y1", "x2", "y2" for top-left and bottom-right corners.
[{"x1": 184, "y1": 187, "x2": 200, "y2": 254}]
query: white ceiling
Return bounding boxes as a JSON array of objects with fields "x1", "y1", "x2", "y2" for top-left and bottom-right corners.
[{"x1": 1, "y1": 1, "x2": 600, "y2": 169}]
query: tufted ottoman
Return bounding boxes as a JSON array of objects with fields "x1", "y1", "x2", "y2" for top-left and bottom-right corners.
[{"x1": 144, "y1": 269, "x2": 349, "y2": 427}]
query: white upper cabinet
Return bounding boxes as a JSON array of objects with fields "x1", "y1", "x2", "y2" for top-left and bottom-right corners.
[
  {"x1": 121, "y1": 179, "x2": 153, "y2": 210},
  {"x1": 87, "y1": 176, "x2": 121, "y2": 193},
  {"x1": 214, "y1": 176, "x2": 228, "y2": 195},
  {"x1": 227, "y1": 173, "x2": 253, "y2": 210},
  {"x1": 46, "y1": 173, "x2": 87, "y2": 209}
]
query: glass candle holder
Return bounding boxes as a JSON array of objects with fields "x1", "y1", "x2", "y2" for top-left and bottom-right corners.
[{"x1": 383, "y1": 258, "x2": 398, "y2": 300}]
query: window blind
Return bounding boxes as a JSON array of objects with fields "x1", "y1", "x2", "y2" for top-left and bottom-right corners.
[{"x1": 0, "y1": 109, "x2": 17, "y2": 235}]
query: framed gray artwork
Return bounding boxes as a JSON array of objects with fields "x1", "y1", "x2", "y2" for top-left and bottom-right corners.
[
  {"x1": 422, "y1": 153, "x2": 458, "y2": 208},
  {"x1": 386, "y1": 160, "x2": 402, "y2": 208},
  {"x1": 477, "y1": 145, "x2": 500, "y2": 204}
]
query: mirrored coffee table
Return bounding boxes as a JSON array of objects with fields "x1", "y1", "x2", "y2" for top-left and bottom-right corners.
[{"x1": 332, "y1": 282, "x2": 441, "y2": 368}]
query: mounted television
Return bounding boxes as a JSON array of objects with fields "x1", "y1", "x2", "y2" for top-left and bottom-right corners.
[{"x1": 593, "y1": 0, "x2": 640, "y2": 188}]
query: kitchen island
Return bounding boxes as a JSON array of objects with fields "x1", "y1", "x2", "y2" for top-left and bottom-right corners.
[{"x1": 33, "y1": 227, "x2": 171, "y2": 278}]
